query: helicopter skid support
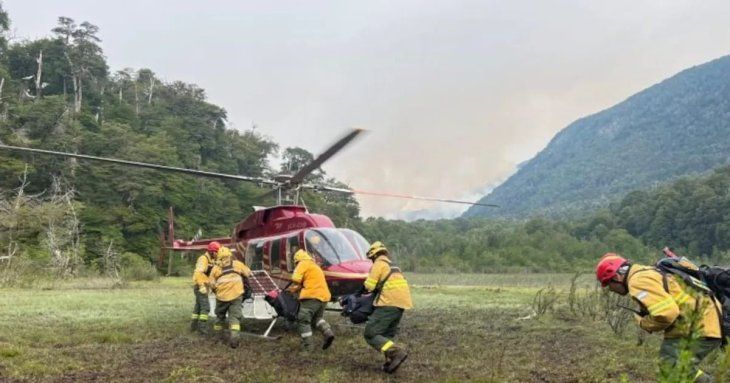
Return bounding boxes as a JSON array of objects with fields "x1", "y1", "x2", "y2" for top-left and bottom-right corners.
[{"x1": 239, "y1": 318, "x2": 281, "y2": 340}]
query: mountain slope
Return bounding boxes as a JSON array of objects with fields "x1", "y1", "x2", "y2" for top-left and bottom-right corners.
[{"x1": 465, "y1": 55, "x2": 730, "y2": 218}]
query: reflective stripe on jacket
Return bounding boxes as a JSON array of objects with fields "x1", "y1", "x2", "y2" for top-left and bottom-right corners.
[
  {"x1": 192, "y1": 253, "x2": 214, "y2": 286},
  {"x1": 627, "y1": 264, "x2": 722, "y2": 339},
  {"x1": 291, "y1": 259, "x2": 331, "y2": 302},
  {"x1": 364, "y1": 256, "x2": 413, "y2": 310},
  {"x1": 210, "y1": 258, "x2": 252, "y2": 302}
]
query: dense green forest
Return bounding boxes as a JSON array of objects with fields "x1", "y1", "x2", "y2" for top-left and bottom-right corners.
[
  {"x1": 465, "y1": 55, "x2": 730, "y2": 219},
  {"x1": 0, "y1": 6, "x2": 357, "y2": 279},
  {"x1": 361, "y1": 166, "x2": 730, "y2": 272},
  {"x1": 0, "y1": 5, "x2": 727, "y2": 280}
]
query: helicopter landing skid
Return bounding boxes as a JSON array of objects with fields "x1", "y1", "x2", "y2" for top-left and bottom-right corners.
[{"x1": 239, "y1": 318, "x2": 282, "y2": 340}]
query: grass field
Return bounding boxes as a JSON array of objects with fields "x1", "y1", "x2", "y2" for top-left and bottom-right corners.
[{"x1": 0, "y1": 274, "x2": 724, "y2": 382}]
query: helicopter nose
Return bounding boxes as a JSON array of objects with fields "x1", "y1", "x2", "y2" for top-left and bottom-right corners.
[{"x1": 323, "y1": 260, "x2": 371, "y2": 279}]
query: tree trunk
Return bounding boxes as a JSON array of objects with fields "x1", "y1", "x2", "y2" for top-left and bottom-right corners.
[
  {"x1": 95, "y1": 83, "x2": 105, "y2": 124},
  {"x1": 72, "y1": 74, "x2": 82, "y2": 113},
  {"x1": 134, "y1": 82, "x2": 139, "y2": 116},
  {"x1": 0, "y1": 77, "x2": 4, "y2": 121},
  {"x1": 35, "y1": 50, "x2": 43, "y2": 100},
  {"x1": 147, "y1": 77, "x2": 155, "y2": 105}
]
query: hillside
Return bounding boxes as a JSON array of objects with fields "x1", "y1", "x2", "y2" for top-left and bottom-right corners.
[{"x1": 465, "y1": 55, "x2": 730, "y2": 218}]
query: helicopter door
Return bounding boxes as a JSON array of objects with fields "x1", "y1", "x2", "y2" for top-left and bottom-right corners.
[{"x1": 269, "y1": 239, "x2": 282, "y2": 274}]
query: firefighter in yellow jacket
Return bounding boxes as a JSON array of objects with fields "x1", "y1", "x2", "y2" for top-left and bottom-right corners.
[
  {"x1": 190, "y1": 241, "x2": 219, "y2": 334},
  {"x1": 596, "y1": 253, "x2": 722, "y2": 383},
  {"x1": 289, "y1": 249, "x2": 335, "y2": 350},
  {"x1": 209, "y1": 246, "x2": 252, "y2": 348},
  {"x1": 363, "y1": 241, "x2": 413, "y2": 374}
]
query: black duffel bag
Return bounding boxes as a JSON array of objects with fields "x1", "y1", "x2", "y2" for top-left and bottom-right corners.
[
  {"x1": 340, "y1": 292, "x2": 376, "y2": 324},
  {"x1": 340, "y1": 267, "x2": 396, "y2": 324},
  {"x1": 265, "y1": 289, "x2": 299, "y2": 321},
  {"x1": 242, "y1": 277, "x2": 253, "y2": 300}
]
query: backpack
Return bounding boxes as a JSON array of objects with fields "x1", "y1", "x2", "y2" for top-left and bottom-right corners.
[
  {"x1": 340, "y1": 266, "x2": 397, "y2": 324},
  {"x1": 654, "y1": 255, "x2": 730, "y2": 344}
]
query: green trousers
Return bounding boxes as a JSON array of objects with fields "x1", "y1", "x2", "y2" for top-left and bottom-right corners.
[
  {"x1": 191, "y1": 286, "x2": 210, "y2": 321},
  {"x1": 297, "y1": 299, "x2": 332, "y2": 345},
  {"x1": 214, "y1": 296, "x2": 243, "y2": 333},
  {"x1": 659, "y1": 337, "x2": 722, "y2": 383},
  {"x1": 364, "y1": 306, "x2": 404, "y2": 352}
]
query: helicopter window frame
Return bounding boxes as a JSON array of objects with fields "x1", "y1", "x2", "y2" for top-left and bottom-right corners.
[{"x1": 286, "y1": 235, "x2": 300, "y2": 272}]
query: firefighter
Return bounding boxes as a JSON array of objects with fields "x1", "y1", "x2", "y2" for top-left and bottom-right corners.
[
  {"x1": 289, "y1": 249, "x2": 335, "y2": 351},
  {"x1": 190, "y1": 241, "x2": 218, "y2": 334},
  {"x1": 209, "y1": 246, "x2": 252, "y2": 348},
  {"x1": 596, "y1": 253, "x2": 722, "y2": 383},
  {"x1": 363, "y1": 241, "x2": 413, "y2": 374}
]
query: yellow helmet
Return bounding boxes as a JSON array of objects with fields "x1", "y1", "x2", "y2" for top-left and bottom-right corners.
[
  {"x1": 366, "y1": 241, "x2": 388, "y2": 259},
  {"x1": 216, "y1": 247, "x2": 233, "y2": 262},
  {"x1": 293, "y1": 249, "x2": 312, "y2": 263}
]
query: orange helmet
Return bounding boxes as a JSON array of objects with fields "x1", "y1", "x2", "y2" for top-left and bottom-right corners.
[
  {"x1": 595, "y1": 253, "x2": 628, "y2": 287},
  {"x1": 207, "y1": 241, "x2": 221, "y2": 253}
]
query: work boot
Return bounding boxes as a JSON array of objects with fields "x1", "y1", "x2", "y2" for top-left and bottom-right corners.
[
  {"x1": 322, "y1": 329, "x2": 335, "y2": 350},
  {"x1": 301, "y1": 336, "x2": 314, "y2": 351},
  {"x1": 197, "y1": 320, "x2": 210, "y2": 335},
  {"x1": 189, "y1": 318, "x2": 198, "y2": 332},
  {"x1": 383, "y1": 347, "x2": 408, "y2": 374},
  {"x1": 229, "y1": 331, "x2": 240, "y2": 349}
]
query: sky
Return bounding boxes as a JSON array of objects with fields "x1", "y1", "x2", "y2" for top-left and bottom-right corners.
[{"x1": 4, "y1": 0, "x2": 730, "y2": 219}]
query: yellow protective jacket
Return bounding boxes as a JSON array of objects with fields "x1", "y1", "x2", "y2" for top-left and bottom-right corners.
[
  {"x1": 291, "y1": 258, "x2": 331, "y2": 302},
  {"x1": 209, "y1": 250, "x2": 252, "y2": 302},
  {"x1": 192, "y1": 252, "x2": 215, "y2": 286},
  {"x1": 364, "y1": 256, "x2": 413, "y2": 310},
  {"x1": 627, "y1": 264, "x2": 722, "y2": 339}
]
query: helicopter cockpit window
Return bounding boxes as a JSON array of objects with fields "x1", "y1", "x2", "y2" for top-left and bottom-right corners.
[
  {"x1": 339, "y1": 229, "x2": 369, "y2": 259},
  {"x1": 304, "y1": 228, "x2": 360, "y2": 267}
]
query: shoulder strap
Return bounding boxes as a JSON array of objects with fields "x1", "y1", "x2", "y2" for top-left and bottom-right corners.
[
  {"x1": 374, "y1": 266, "x2": 399, "y2": 303},
  {"x1": 204, "y1": 258, "x2": 214, "y2": 276},
  {"x1": 657, "y1": 260, "x2": 712, "y2": 294}
]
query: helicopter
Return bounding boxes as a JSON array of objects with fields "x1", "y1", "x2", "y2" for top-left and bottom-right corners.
[{"x1": 0, "y1": 129, "x2": 497, "y2": 300}]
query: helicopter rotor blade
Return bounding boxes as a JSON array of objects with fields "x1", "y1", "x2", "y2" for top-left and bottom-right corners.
[
  {"x1": 0, "y1": 144, "x2": 279, "y2": 186},
  {"x1": 287, "y1": 128, "x2": 365, "y2": 186},
  {"x1": 305, "y1": 184, "x2": 499, "y2": 208}
]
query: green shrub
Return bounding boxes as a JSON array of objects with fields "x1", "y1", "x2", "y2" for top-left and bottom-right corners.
[{"x1": 120, "y1": 252, "x2": 159, "y2": 281}]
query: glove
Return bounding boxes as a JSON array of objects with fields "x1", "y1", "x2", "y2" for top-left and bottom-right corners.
[{"x1": 198, "y1": 285, "x2": 208, "y2": 294}]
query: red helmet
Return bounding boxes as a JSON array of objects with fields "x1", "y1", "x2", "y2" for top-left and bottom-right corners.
[
  {"x1": 595, "y1": 253, "x2": 628, "y2": 287},
  {"x1": 207, "y1": 241, "x2": 221, "y2": 253}
]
